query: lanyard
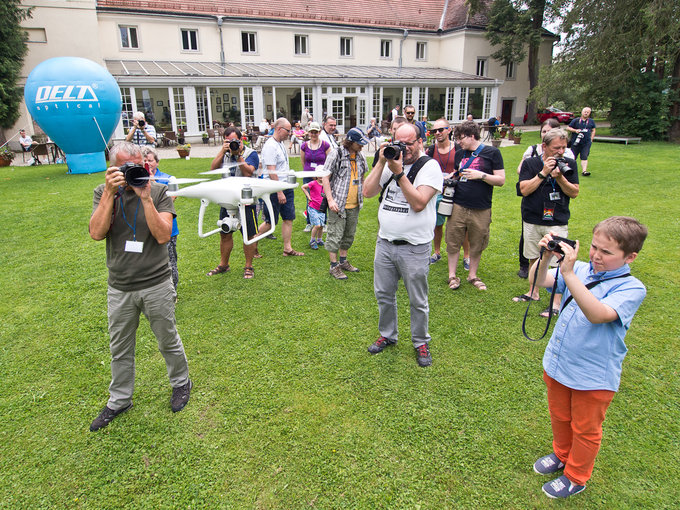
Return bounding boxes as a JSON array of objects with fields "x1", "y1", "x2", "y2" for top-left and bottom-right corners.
[{"x1": 120, "y1": 195, "x2": 141, "y2": 241}]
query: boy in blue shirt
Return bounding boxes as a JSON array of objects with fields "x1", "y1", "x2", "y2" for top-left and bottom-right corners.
[{"x1": 529, "y1": 216, "x2": 648, "y2": 499}]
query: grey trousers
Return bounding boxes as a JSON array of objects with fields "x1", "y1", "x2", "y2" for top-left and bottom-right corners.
[
  {"x1": 373, "y1": 236, "x2": 431, "y2": 348},
  {"x1": 106, "y1": 278, "x2": 189, "y2": 410},
  {"x1": 167, "y1": 236, "x2": 178, "y2": 290}
]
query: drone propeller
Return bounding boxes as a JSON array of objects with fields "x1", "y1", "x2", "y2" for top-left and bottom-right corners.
[
  {"x1": 200, "y1": 161, "x2": 249, "y2": 176},
  {"x1": 261, "y1": 168, "x2": 331, "y2": 179},
  {"x1": 138, "y1": 176, "x2": 209, "y2": 185}
]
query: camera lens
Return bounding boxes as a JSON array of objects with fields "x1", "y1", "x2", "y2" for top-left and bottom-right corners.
[
  {"x1": 138, "y1": 120, "x2": 145, "y2": 127},
  {"x1": 229, "y1": 140, "x2": 240, "y2": 151},
  {"x1": 122, "y1": 163, "x2": 149, "y2": 187},
  {"x1": 383, "y1": 145, "x2": 400, "y2": 160}
]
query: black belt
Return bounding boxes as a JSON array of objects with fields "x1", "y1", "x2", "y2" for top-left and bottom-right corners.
[{"x1": 388, "y1": 239, "x2": 410, "y2": 246}]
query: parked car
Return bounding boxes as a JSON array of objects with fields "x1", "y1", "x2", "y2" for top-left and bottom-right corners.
[{"x1": 534, "y1": 107, "x2": 575, "y2": 124}]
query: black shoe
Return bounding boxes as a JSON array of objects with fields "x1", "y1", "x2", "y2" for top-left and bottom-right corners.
[
  {"x1": 415, "y1": 344, "x2": 432, "y2": 367},
  {"x1": 171, "y1": 379, "x2": 192, "y2": 412},
  {"x1": 266, "y1": 233, "x2": 277, "y2": 240},
  {"x1": 517, "y1": 266, "x2": 529, "y2": 279},
  {"x1": 90, "y1": 403, "x2": 132, "y2": 431},
  {"x1": 368, "y1": 336, "x2": 397, "y2": 354}
]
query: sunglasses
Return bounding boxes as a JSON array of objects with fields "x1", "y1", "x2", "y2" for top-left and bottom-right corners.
[
  {"x1": 432, "y1": 127, "x2": 449, "y2": 133},
  {"x1": 405, "y1": 111, "x2": 415, "y2": 115}
]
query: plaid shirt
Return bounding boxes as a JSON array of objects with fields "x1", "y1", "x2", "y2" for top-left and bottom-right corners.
[{"x1": 324, "y1": 146, "x2": 368, "y2": 216}]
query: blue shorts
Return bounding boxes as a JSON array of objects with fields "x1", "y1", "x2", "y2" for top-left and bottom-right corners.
[
  {"x1": 307, "y1": 205, "x2": 326, "y2": 226},
  {"x1": 262, "y1": 188, "x2": 296, "y2": 225},
  {"x1": 571, "y1": 141, "x2": 591, "y2": 161}
]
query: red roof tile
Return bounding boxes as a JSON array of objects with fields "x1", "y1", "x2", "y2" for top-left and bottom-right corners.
[{"x1": 96, "y1": 0, "x2": 490, "y2": 31}]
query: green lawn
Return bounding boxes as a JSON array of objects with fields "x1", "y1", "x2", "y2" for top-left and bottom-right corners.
[{"x1": 1, "y1": 134, "x2": 678, "y2": 508}]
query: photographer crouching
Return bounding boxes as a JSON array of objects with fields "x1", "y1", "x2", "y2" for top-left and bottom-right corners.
[{"x1": 88, "y1": 142, "x2": 191, "y2": 431}]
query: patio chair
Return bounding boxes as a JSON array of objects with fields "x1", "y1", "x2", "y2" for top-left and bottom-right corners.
[{"x1": 163, "y1": 131, "x2": 178, "y2": 147}]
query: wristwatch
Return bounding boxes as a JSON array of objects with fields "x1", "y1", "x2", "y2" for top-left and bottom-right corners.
[
  {"x1": 394, "y1": 172, "x2": 405, "y2": 181},
  {"x1": 537, "y1": 172, "x2": 547, "y2": 179}
]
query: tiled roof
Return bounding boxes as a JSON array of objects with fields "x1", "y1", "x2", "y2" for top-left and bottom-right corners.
[
  {"x1": 97, "y1": 0, "x2": 491, "y2": 31},
  {"x1": 105, "y1": 60, "x2": 496, "y2": 84}
]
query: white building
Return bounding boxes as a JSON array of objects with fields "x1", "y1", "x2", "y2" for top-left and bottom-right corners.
[{"x1": 13, "y1": 0, "x2": 556, "y2": 141}]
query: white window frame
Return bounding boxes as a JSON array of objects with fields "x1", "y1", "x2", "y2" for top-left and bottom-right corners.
[
  {"x1": 180, "y1": 28, "x2": 199, "y2": 52},
  {"x1": 416, "y1": 41, "x2": 427, "y2": 61},
  {"x1": 476, "y1": 58, "x2": 488, "y2": 77},
  {"x1": 241, "y1": 31, "x2": 258, "y2": 54},
  {"x1": 506, "y1": 61, "x2": 516, "y2": 80},
  {"x1": 380, "y1": 39, "x2": 392, "y2": 59},
  {"x1": 340, "y1": 37, "x2": 353, "y2": 58},
  {"x1": 119, "y1": 25, "x2": 140, "y2": 50},
  {"x1": 294, "y1": 34, "x2": 309, "y2": 56}
]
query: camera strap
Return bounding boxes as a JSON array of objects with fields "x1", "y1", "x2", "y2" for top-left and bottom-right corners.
[
  {"x1": 378, "y1": 155, "x2": 431, "y2": 203},
  {"x1": 560, "y1": 273, "x2": 630, "y2": 311},
  {"x1": 522, "y1": 250, "x2": 561, "y2": 341}
]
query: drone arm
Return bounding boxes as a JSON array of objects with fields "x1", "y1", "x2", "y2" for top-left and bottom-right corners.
[{"x1": 197, "y1": 198, "x2": 223, "y2": 238}]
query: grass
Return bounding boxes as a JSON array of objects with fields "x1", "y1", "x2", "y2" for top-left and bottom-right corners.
[{"x1": 0, "y1": 134, "x2": 678, "y2": 508}]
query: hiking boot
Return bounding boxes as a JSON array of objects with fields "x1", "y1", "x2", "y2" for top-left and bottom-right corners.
[
  {"x1": 368, "y1": 336, "x2": 397, "y2": 354},
  {"x1": 338, "y1": 260, "x2": 359, "y2": 273},
  {"x1": 542, "y1": 475, "x2": 586, "y2": 499},
  {"x1": 533, "y1": 453, "x2": 565, "y2": 475},
  {"x1": 329, "y1": 265, "x2": 348, "y2": 280},
  {"x1": 415, "y1": 344, "x2": 432, "y2": 367},
  {"x1": 171, "y1": 379, "x2": 193, "y2": 412},
  {"x1": 90, "y1": 403, "x2": 132, "y2": 431}
]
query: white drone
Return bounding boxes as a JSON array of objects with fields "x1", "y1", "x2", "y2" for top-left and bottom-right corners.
[{"x1": 166, "y1": 164, "x2": 329, "y2": 245}]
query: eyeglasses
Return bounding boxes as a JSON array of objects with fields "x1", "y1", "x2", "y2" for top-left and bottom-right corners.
[
  {"x1": 280, "y1": 127, "x2": 291, "y2": 132},
  {"x1": 432, "y1": 127, "x2": 449, "y2": 133},
  {"x1": 405, "y1": 111, "x2": 415, "y2": 115},
  {"x1": 402, "y1": 139, "x2": 418, "y2": 147}
]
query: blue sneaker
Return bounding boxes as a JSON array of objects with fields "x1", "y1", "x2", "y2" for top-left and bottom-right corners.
[
  {"x1": 429, "y1": 253, "x2": 441, "y2": 264},
  {"x1": 309, "y1": 239, "x2": 318, "y2": 250},
  {"x1": 542, "y1": 475, "x2": 585, "y2": 499},
  {"x1": 533, "y1": 453, "x2": 565, "y2": 475},
  {"x1": 317, "y1": 239, "x2": 324, "y2": 247},
  {"x1": 463, "y1": 257, "x2": 470, "y2": 270}
]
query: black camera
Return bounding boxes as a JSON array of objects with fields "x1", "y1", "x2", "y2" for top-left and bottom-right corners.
[
  {"x1": 554, "y1": 157, "x2": 573, "y2": 175},
  {"x1": 546, "y1": 235, "x2": 576, "y2": 255},
  {"x1": 119, "y1": 162, "x2": 149, "y2": 187},
  {"x1": 138, "y1": 119, "x2": 145, "y2": 128},
  {"x1": 229, "y1": 140, "x2": 241, "y2": 152},
  {"x1": 383, "y1": 141, "x2": 407, "y2": 160}
]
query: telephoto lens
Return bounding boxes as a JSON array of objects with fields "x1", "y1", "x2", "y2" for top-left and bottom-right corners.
[
  {"x1": 437, "y1": 178, "x2": 458, "y2": 217},
  {"x1": 383, "y1": 142, "x2": 405, "y2": 160},
  {"x1": 554, "y1": 158, "x2": 573, "y2": 175}
]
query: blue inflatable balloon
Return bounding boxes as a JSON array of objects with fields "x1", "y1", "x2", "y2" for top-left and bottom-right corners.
[{"x1": 24, "y1": 57, "x2": 122, "y2": 174}]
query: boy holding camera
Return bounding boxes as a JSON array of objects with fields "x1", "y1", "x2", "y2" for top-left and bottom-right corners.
[{"x1": 529, "y1": 216, "x2": 647, "y2": 498}]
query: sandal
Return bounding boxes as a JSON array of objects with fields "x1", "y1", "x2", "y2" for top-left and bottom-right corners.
[
  {"x1": 467, "y1": 277, "x2": 487, "y2": 291},
  {"x1": 582, "y1": 170, "x2": 591, "y2": 176},
  {"x1": 540, "y1": 307, "x2": 560, "y2": 318},
  {"x1": 253, "y1": 251, "x2": 263, "y2": 259},
  {"x1": 512, "y1": 294, "x2": 539, "y2": 302},
  {"x1": 207, "y1": 264, "x2": 229, "y2": 276},
  {"x1": 243, "y1": 266, "x2": 254, "y2": 279},
  {"x1": 448, "y1": 276, "x2": 461, "y2": 290},
  {"x1": 283, "y1": 249, "x2": 305, "y2": 256}
]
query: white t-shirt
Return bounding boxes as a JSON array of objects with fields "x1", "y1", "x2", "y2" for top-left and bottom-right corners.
[
  {"x1": 319, "y1": 130, "x2": 338, "y2": 150},
  {"x1": 521, "y1": 144, "x2": 575, "y2": 161},
  {"x1": 261, "y1": 136, "x2": 289, "y2": 180},
  {"x1": 378, "y1": 156, "x2": 443, "y2": 245}
]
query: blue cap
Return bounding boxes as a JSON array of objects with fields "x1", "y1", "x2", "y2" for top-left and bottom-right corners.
[{"x1": 346, "y1": 127, "x2": 370, "y2": 146}]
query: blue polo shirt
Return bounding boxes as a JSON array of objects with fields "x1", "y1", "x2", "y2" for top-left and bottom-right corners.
[
  {"x1": 153, "y1": 170, "x2": 179, "y2": 237},
  {"x1": 543, "y1": 261, "x2": 646, "y2": 392}
]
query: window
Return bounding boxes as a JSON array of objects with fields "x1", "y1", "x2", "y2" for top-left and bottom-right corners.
[
  {"x1": 416, "y1": 41, "x2": 427, "y2": 60},
  {"x1": 294, "y1": 34, "x2": 308, "y2": 55},
  {"x1": 506, "y1": 61, "x2": 516, "y2": 80},
  {"x1": 241, "y1": 32, "x2": 257, "y2": 54},
  {"x1": 476, "y1": 58, "x2": 487, "y2": 77},
  {"x1": 25, "y1": 28, "x2": 47, "y2": 43},
  {"x1": 242, "y1": 87, "x2": 255, "y2": 125},
  {"x1": 120, "y1": 87, "x2": 134, "y2": 129},
  {"x1": 119, "y1": 25, "x2": 139, "y2": 49},
  {"x1": 340, "y1": 37, "x2": 353, "y2": 57},
  {"x1": 173, "y1": 88, "x2": 186, "y2": 130},
  {"x1": 181, "y1": 29, "x2": 198, "y2": 51},
  {"x1": 380, "y1": 40, "x2": 392, "y2": 59}
]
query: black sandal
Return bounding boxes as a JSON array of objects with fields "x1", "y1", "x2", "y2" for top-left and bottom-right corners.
[{"x1": 207, "y1": 265, "x2": 229, "y2": 276}]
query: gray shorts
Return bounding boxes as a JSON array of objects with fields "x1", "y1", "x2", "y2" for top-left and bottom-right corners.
[{"x1": 325, "y1": 206, "x2": 360, "y2": 253}]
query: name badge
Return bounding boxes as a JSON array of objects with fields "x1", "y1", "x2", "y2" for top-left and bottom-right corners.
[
  {"x1": 310, "y1": 162, "x2": 317, "y2": 168},
  {"x1": 549, "y1": 191, "x2": 561, "y2": 201},
  {"x1": 352, "y1": 179, "x2": 359, "y2": 185},
  {"x1": 125, "y1": 240, "x2": 144, "y2": 253}
]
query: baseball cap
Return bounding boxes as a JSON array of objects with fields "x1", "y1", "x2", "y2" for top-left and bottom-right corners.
[
  {"x1": 346, "y1": 127, "x2": 369, "y2": 146},
  {"x1": 307, "y1": 121, "x2": 321, "y2": 132}
]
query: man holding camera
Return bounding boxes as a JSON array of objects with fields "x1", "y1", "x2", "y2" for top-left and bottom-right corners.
[
  {"x1": 125, "y1": 111, "x2": 157, "y2": 146},
  {"x1": 88, "y1": 142, "x2": 191, "y2": 431},
  {"x1": 207, "y1": 127, "x2": 260, "y2": 279},
  {"x1": 363, "y1": 123, "x2": 443, "y2": 367},
  {"x1": 566, "y1": 107, "x2": 596, "y2": 176},
  {"x1": 513, "y1": 128, "x2": 579, "y2": 304}
]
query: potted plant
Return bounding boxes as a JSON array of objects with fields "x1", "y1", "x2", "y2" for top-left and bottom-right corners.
[
  {"x1": 177, "y1": 126, "x2": 186, "y2": 145},
  {"x1": 512, "y1": 128, "x2": 523, "y2": 144},
  {"x1": 177, "y1": 143, "x2": 191, "y2": 159},
  {"x1": 201, "y1": 132, "x2": 209, "y2": 144},
  {"x1": 499, "y1": 125, "x2": 508, "y2": 138},
  {"x1": 0, "y1": 145, "x2": 15, "y2": 167},
  {"x1": 491, "y1": 130, "x2": 502, "y2": 148}
]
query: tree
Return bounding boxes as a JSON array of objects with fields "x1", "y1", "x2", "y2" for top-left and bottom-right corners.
[
  {"x1": 0, "y1": 1, "x2": 32, "y2": 140},
  {"x1": 470, "y1": 0, "x2": 557, "y2": 124},
  {"x1": 545, "y1": 0, "x2": 680, "y2": 141}
]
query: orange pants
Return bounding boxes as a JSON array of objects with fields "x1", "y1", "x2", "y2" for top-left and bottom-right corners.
[{"x1": 543, "y1": 371, "x2": 615, "y2": 486}]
